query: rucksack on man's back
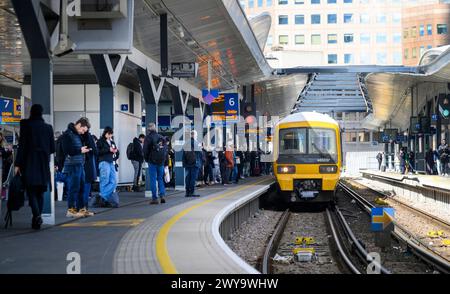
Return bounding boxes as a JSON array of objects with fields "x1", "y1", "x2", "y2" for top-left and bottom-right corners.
[
  {"x1": 150, "y1": 137, "x2": 167, "y2": 165},
  {"x1": 126, "y1": 142, "x2": 134, "y2": 160}
]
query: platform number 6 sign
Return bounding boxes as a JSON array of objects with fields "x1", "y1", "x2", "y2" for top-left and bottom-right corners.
[{"x1": 66, "y1": 252, "x2": 81, "y2": 274}]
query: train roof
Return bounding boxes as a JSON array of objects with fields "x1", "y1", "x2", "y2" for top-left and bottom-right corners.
[{"x1": 278, "y1": 112, "x2": 339, "y2": 126}]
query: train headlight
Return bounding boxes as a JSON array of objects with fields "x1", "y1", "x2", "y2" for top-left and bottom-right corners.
[
  {"x1": 277, "y1": 166, "x2": 296, "y2": 174},
  {"x1": 319, "y1": 165, "x2": 338, "y2": 174}
]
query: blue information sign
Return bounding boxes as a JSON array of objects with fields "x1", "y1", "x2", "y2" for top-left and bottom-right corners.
[
  {"x1": 371, "y1": 207, "x2": 395, "y2": 232},
  {"x1": 224, "y1": 93, "x2": 239, "y2": 123},
  {"x1": 121, "y1": 104, "x2": 129, "y2": 112}
]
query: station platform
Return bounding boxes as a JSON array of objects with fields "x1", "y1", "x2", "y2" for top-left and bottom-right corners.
[
  {"x1": 0, "y1": 176, "x2": 273, "y2": 274},
  {"x1": 360, "y1": 169, "x2": 450, "y2": 193}
]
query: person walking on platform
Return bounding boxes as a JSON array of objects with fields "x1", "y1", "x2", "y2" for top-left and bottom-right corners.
[
  {"x1": 225, "y1": 144, "x2": 234, "y2": 184},
  {"x1": 408, "y1": 151, "x2": 415, "y2": 174},
  {"x1": 219, "y1": 147, "x2": 228, "y2": 185},
  {"x1": 182, "y1": 130, "x2": 203, "y2": 197},
  {"x1": 15, "y1": 104, "x2": 55, "y2": 230},
  {"x1": 438, "y1": 139, "x2": 449, "y2": 176},
  {"x1": 143, "y1": 123, "x2": 167, "y2": 204},
  {"x1": 425, "y1": 148, "x2": 435, "y2": 175},
  {"x1": 399, "y1": 148, "x2": 406, "y2": 174},
  {"x1": 376, "y1": 152, "x2": 383, "y2": 171},
  {"x1": 62, "y1": 117, "x2": 91, "y2": 217},
  {"x1": 97, "y1": 127, "x2": 120, "y2": 207},
  {"x1": 128, "y1": 134, "x2": 145, "y2": 192},
  {"x1": 81, "y1": 129, "x2": 97, "y2": 216},
  {"x1": 203, "y1": 147, "x2": 214, "y2": 185}
]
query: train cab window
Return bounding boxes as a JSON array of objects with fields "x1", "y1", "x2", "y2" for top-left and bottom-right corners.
[
  {"x1": 280, "y1": 129, "x2": 307, "y2": 154},
  {"x1": 309, "y1": 129, "x2": 337, "y2": 156}
]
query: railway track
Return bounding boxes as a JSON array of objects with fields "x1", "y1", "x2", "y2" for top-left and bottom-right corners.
[
  {"x1": 261, "y1": 208, "x2": 362, "y2": 274},
  {"x1": 339, "y1": 181, "x2": 450, "y2": 274}
]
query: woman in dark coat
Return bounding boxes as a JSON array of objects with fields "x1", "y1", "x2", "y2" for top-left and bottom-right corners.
[
  {"x1": 15, "y1": 104, "x2": 55, "y2": 230},
  {"x1": 82, "y1": 131, "x2": 98, "y2": 210}
]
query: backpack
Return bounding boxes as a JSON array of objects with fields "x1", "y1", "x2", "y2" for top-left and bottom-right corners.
[
  {"x1": 126, "y1": 142, "x2": 134, "y2": 160},
  {"x1": 150, "y1": 136, "x2": 167, "y2": 165},
  {"x1": 4, "y1": 174, "x2": 25, "y2": 229},
  {"x1": 55, "y1": 133, "x2": 67, "y2": 170},
  {"x1": 184, "y1": 151, "x2": 196, "y2": 166}
]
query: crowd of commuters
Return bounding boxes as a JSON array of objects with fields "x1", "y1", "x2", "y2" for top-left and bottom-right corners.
[
  {"x1": 7, "y1": 105, "x2": 273, "y2": 229},
  {"x1": 376, "y1": 139, "x2": 450, "y2": 176}
]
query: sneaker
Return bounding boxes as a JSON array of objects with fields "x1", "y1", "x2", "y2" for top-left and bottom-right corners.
[
  {"x1": 150, "y1": 199, "x2": 159, "y2": 205},
  {"x1": 160, "y1": 197, "x2": 166, "y2": 204},
  {"x1": 79, "y1": 208, "x2": 94, "y2": 217},
  {"x1": 66, "y1": 208, "x2": 83, "y2": 218}
]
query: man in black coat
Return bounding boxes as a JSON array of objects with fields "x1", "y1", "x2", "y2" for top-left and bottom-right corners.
[
  {"x1": 130, "y1": 134, "x2": 145, "y2": 192},
  {"x1": 15, "y1": 104, "x2": 55, "y2": 230},
  {"x1": 81, "y1": 130, "x2": 98, "y2": 213}
]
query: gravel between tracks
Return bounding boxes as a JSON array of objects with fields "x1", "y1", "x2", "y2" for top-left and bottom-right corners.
[
  {"x1": 226, "y1": 209, "x2": 283, "y2": 269},
  {"x1": 272, "y1": 212, "x2": 342, "y2": 274},
  {"x1": 336, "y1": 185, "x2": 434, "y2": 273},
  {"x1": 345, "y1": 178, "x2": 450, "y2": 262}
]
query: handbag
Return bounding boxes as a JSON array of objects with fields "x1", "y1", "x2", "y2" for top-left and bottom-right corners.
[{"x1": 164, "y1": 166, "x2": 171, "y2": 183}]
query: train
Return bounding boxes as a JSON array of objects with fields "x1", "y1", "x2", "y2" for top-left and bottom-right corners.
[{"x1": 273, "y1": 112, "x2": 342, "y2": 204}]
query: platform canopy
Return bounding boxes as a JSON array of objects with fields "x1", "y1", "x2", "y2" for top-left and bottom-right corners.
[{"x1": 362, "y1": 46, "x2": 450, "y2": 130}]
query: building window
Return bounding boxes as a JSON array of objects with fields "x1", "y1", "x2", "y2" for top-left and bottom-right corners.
[
  {"x1": 279, "y1": 15, "x2": 288, "y2": 25},
  {"x1": 311, "y1": 34, "x2": 321, "y2": 45},
  {"x1": 257, "y1": 0, "x2": 263, "y2": 7},
  {"x1": 311, "y1": 14, "x2": 321, "y2": 24},
  {"x1": 360, "y1": 14, "x2": 370, "y2": 24},
  {"x1": 427, "y1": 45, "x2": 432, "y2": 49},
  {"x1": 344, "y1": 14, "x2": 353, "y2": 23},
  {"x1": 328, "y1": 14, "x2": 337, "y2": 24},
  {"x1": 412, "y1": 47, "x2": 416, "y2": 58},
  {"x1": 279, "y1": 35, "x2": 289, "y2": 45},
  {"x1": 358, "y1": 132, "x2": 370, "y2": 142},
  {"x1": 404, "y1": 48, "x2": 408, "y2": 59},
  {"x1": 328, "y1": 54, "x2": 338, "y2": 64},
  {"x1": 266, "y1": 35, "x2": 273, "y2": 47},
  {"x1": 411, "y1": 26, "x2": 416, "y2": 38},
  {"x1": 360, "y1": 52, "x2": 371, "y2": 64},
  {"x1": 344, "y1": 0, "x2": 353, "y2": 3},
  {"x1": 344, "y1": 33, "x2": 354, "y2": 43},
  {"x1": 311, "y1": 0, "x2": 320, "y2": 3},
  {"x1": 295, "y1": 34, "x2": 305, "y2": 44},
  {"x1": 278, "y1": 0, "x2": 288, "y2": 4},
  {"x1": 403, "y1": 28, "x2": 409, "y2": 39},
  {"x1": 427, "y1": 24, "x2": 432, "y2": 35},
  {"x1": 344, "y1": 132, "x2": 358, "y2": 142},
  {"x1": 240, "y1": 1, "x2": 246, "y2": 9},
  {"x1": 437, "y1": 24, "x2": 448, "y2": 34},
  {"x1": 376, "y1": 52, "x2": 387, "y2": 64},
  {"x1": 328, "y1": 34, "x2": 338, "y2": 44},
  {"x1": 249, "y1": 0, "x2": 254, "y2": 8},
  {"x1": 419, "y1": 46, "x2": 425, "y2": 57},
  {"x1": 392, "y1": 13, "x2": 401, "y2": 24},
  {"x1": 419, "y1": 25, "x2": 424, "y2": 36},
  {"x1": 360, "y1": 33, "x2": 370, "y2": 44},
  {"x1": 344, "y1": 54, "x2": 354, "y2": 64},
  {"x1": 393, "y1": 52, "x2": 402, "y2": 64},
  {"x1": 295, "y1": 0, "x2": 305, "y2": 3},
  {"x1": 129, "y1": 91, "x2": 135, "y2": 114},
  {"x1": 376, "y1": 33, "x2": 387, "y2": 43},
  {"x1": 267, "y1": 0, "x2": 273, "y2": 6},
  {"x1": 328, "y1": 0, "x2": 336, "y2": 3},
  {"x1": 393, "y1": 33, "x2": 401, "y2": 43},
  {"x1": 376, "y1": 14, "x2": 386, "y2": 24},
  {"x1": 295, "y1": 15, "x2": 305, "y2": 24}
]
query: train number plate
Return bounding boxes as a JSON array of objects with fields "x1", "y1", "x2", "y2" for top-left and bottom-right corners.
[{"x1": 300, "y1": 191, "x2": 317, "y2": 199}]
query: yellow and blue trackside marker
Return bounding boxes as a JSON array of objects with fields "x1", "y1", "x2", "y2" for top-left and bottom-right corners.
[{"x1": 371, "y1": 207, "x2": 395, "y2": 231}]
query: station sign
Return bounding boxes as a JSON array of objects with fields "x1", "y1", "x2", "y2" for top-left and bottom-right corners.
[
  {"x1": 380, "y1": 129, "x2": 397, "y2": 143},
  {"x1": 171, "y1": 62, "x2": 199, "y2": 78},
  {"x1": 202, "y1": 89, "x2": 219, "y2": 105},
  {"x1": 211, "y1": 93, "x2": 240, "y2": 124},
  {"x1": 0, "y1": 97, "x2": 21, "y2": 125}
]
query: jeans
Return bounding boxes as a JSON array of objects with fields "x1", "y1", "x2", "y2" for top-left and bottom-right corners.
[
  {"x1": 185, "y1": 166, "x2": 199, "y2": 195},
  {"x1": 83, "y1": 183, "x2": 91, "y2": 208},
  {"x1": 99, "y1": 161, "x2": 117, "y2": 201},
  {"x1": 65, "y1": 164, "x2": 85, "y2": 210},
  {"x1": 204, "y1": 164, "x2": 214, "y2": 183},
  {"x1": 436, "y1": 160, "x2": 442, "y2": 175},
  {"x1": 232, "y1": 165, "x2": 238, "y2": 183},
  {"x1": 27, "y1": 187, "x2": 45, "y2": 218},
  {"x1": 131, "y1": 160, "x2": 142, "y2": 187},
  {"x1": 149, "y1": 163, "x2": 165, "y2": 200}
]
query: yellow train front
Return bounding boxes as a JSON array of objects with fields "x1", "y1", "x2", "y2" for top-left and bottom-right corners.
[{"x1": 273, "y1": 112, "x2": 342, "y2": 204}]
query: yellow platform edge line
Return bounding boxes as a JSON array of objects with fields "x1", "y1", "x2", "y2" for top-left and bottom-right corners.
[{"x1": 155, "y1": 177, "x2": 272, "y2": 274}]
